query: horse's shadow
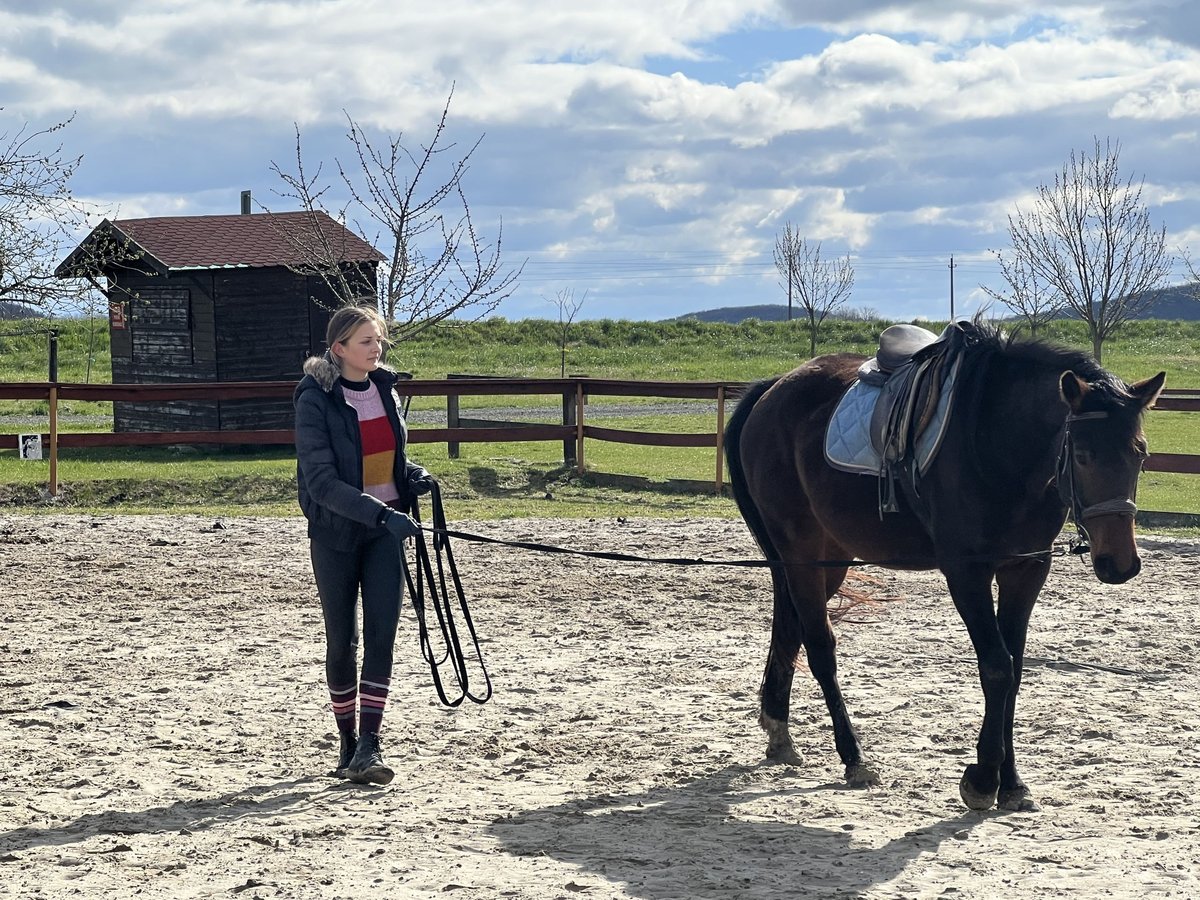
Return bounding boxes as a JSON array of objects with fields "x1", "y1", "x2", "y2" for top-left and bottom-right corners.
[
  {"x1": 0, "y1": 776, "x2": 341, "y2": 853},
  {"x1": 489, "y1": 763, "x2": 983, "y2": 898}
]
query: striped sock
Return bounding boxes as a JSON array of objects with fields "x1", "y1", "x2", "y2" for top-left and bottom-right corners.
[
  {"x1": 329, "y1": 683, "x2": 357, "y2": 734},
  {"x1": 359, "y1": 676, "x2": 391, "y2": 735}
]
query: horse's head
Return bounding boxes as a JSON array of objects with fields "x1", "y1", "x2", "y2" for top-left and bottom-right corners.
[{"x1": 1059, "y1": 369, "x2": 1166, "y2": 584}]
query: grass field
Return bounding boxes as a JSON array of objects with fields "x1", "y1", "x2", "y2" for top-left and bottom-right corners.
[{"x1": 1, "y1": 315, "x2": 1197, "y2": 520}]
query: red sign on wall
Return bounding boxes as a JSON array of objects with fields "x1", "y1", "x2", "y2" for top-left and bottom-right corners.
[{"x1": 109, "y1": 300, "x2": 127, "y2": 329}]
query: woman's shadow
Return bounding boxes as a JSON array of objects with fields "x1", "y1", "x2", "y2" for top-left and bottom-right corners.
[
  {"x1": 489, "y1": 763, "x2": 984, "y2": 898},
  {"x1": 0, "y1": 777, "x2": 341, "y2": 854}
]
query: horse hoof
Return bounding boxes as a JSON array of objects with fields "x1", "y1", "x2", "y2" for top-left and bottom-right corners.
[
  {"x1": 998, "y1": 788, "x2": 1041, "y2": 812},
  {"x1": 959, "y1": 767, "x2": 999, "y2": 811},
  {"x1": 766, "y1": 746, "x2": 804, "y2": 767},
  {"x1": 845, "y1": 763, "x2": 880, "y2": 787}
]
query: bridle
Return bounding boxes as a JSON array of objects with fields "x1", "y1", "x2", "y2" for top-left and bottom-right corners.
[{"x1": 1055, "y1": 410, "x2": 1138, "y2": 554}]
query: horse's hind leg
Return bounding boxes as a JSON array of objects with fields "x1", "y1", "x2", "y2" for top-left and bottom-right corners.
[
  {"x1": 761, "y1": 554, "x2": 877, "y2": 786},
  {"x1": 791, "y1": 561, "x2": 878, "y2": 786},
  {"x1": 760, "y1": 569, "x2": 804, "y2": 765}
]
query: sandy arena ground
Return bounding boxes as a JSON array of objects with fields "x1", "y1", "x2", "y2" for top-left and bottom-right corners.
[{"x1": 1, "y1": 513, "x2": 1197, "y2": 899}]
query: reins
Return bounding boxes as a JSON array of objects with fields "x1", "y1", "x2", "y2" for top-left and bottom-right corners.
[{"x1": 403, "y1": 482, "x2": 492, "y2": 708}]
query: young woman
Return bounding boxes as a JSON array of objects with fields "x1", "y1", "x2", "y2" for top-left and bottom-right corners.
[{"x1": 294, "y1": 304, "x2": 434, "y2": 785}]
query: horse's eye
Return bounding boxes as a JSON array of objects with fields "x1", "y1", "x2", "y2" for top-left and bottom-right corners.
[{"x1": 1074, "y1": 449, "x2": 1094, "y2": 466}]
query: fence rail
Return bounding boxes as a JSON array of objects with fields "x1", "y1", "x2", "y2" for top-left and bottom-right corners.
[{"x1": 1, "y1": 380, "x2": 1196, "y2": 494}]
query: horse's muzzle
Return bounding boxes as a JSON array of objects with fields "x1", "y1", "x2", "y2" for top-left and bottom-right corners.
[
  {"x1": 1093, "y1": 552, "x2": 1141, "y2": 584},
  {"x1": 1084, "y1": 504, "x2": 1140, "y2": 585}
]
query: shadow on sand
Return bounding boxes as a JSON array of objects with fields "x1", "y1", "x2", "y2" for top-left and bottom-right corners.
[
  {"x1": 0, "y1": 776, "x2": 347, "y2": 853},
  {"x1": 490, "y1": 763, "x2": 984, "y2": 898}
]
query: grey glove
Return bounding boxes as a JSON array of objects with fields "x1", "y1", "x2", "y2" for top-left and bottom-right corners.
[
  {"x1": 408, "y1": 468, "x2": 436, "y2": 496},
  {"x1": 382, "y1": 508, "x2": 421, "y2": 541}
]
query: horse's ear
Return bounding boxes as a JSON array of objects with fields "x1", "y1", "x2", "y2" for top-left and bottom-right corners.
[
  {"x1": 1059, "y1": 372, "x2": 1089, "y2": 411},
  {"x1": 1129, "y1": 371, "x2": 1166, "y2": 410}
]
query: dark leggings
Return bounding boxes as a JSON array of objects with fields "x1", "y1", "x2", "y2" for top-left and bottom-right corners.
[{"x1": 310, "y1": 532, "x2": 403, "y2": 687}]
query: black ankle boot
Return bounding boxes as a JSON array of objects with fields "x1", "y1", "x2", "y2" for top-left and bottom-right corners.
[
  {"x1": 333, "y1": 732, "x2": 357, "y2": 778},
  {"x1": 346, "y1": 731, "x2": 394, "y2": 785}
]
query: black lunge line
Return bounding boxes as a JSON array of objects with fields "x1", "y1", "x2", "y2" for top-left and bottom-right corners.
[
  {"x1": 416, "y1": 523, "x2": 1067, "y2": 570},
  {"x1": 404, "y1": 482, "x2": 492, "y2": 708}
]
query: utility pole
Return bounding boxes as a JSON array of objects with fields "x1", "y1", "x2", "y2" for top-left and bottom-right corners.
[{"x1": 948, "y1": 256, "x2": 957, "y2": 321}]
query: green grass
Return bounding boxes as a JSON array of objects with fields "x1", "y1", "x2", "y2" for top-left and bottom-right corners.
[
  {"x1": 1, "y1": 315, "x2": 1197, "y2": 523},
  {"x1": 7, "y1": 315, "x2": 1200, "y2": 383},
  {"x1": 0, "y1": 317, "x2": 113, "y2": 417},
  {"x1": 0, "y1": 438, "x2": 738, "y2": 520}
]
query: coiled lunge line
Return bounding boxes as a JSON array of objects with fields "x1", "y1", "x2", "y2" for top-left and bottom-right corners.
[{"x1": 403, "y1": 482, "x2": 492, "y2": 708}]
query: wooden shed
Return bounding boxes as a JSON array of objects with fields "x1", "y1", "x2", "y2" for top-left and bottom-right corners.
[{"x1": 57, "y1": 211, "x2": 385, "y2": 433}]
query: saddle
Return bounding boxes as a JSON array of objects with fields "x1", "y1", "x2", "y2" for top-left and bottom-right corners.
[{"x1": 824, "y1": 322, "x2": 971, "y2": 515}]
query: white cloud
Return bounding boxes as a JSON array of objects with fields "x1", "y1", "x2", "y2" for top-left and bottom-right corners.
[
  {"x1": 3, "y1": 0, "x2": 1198, "y2": 320},
  {"x1": 1111, "y1": 84, "x2": 1200, "y2": 121}
]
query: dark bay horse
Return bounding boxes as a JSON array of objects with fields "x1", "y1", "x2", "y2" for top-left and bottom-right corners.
[{"x1": 724, "y1": 321, "x2": 1165, "y2": 811}]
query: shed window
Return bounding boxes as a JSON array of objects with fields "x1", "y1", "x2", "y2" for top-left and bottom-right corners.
[{"x1": 130, "y1": 289, "x2": 194, "y2": 367}]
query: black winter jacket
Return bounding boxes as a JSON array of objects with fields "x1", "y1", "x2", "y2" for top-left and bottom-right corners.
[{"x1": 294, "y1": 354, "x2": 427, "y2": 551}]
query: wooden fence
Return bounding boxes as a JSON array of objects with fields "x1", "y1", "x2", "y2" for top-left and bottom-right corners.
[
  {"x1": 0, "y1": 377, "x2": 740, "y2": 495},
  {"x1": 1, "y1": 380, "x2": 1197, "y2": 499}
]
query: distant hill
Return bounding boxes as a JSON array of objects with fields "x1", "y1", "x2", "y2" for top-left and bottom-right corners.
[
  {"x1": 1133, "y1": 283, "x2": 1200, "y2": 319},
  {"x1": 0, "y1": 301, "x2": 42, "y2": 320},
  {"x1": 673, "y1": 304, "x2": 802, "y2": 323},
  {"x1": 676, "y1": 283, "x2": 1200, "y2": 324}
]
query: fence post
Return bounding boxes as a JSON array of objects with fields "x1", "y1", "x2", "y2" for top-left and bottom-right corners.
[
  {"x1": 447, "y1": 393, "x2": 460, "y2": 459},
  {"x1": 562, "y1": 386, "x2": 576, "y2": 466},
  {"x1": 48, "y1": 329, "x2": 59, "y2": 382},
  {"x1": 715, "y1": 385, "x2": 726, "y2": 493},
  {"x1": 49, "y1": 385, "x2": 59, "y2": 497},
  {"x1": 47, "y1": 330, "x2": 60, "y2": 496},
  {"x1": 575, "y1": 380, "x2": 585, "y2": 474}
]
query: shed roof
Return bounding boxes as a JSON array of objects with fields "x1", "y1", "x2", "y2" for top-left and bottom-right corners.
[{"x1": 56, "y1": 211, "x2": 385, "y2": 276}]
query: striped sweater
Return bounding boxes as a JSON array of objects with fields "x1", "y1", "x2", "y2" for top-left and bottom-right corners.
[{"x1": 340, "y1": 378, "x2": 400, "y2": 503}]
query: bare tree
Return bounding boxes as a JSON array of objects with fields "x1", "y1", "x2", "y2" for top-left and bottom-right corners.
[
  {"x1": 1001, "y1": 138, "x2": 1172, "y2": 362},
  {"x1": 1183, "y1": 249, "x2": 1200, "y2": 298},
  {"x1": 267, "y1": 87, "x2": 523, "y2": 340},
  {"x1": 981, "y1": 248, "x2": 1066, "y2": 336},
  {"x1": 0, "y1": 111, "x2": 103, "y2": 317},
  {"x1": 839, "y1": 305, "x2": 881, "y2": 322},
  {"x1": 773, "y1": 223, "x2": 855, "y2": 357},
  {"x1": 546, "y1": 287, "x2": 587, "y2": 377}
]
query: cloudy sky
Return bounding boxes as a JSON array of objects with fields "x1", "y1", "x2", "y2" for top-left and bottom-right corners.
[{"x1": 3, "y1": 0, "x2": 1198, "y2": 321}]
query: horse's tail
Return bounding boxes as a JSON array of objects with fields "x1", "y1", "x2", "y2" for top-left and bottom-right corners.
[{"x1": 724, "y1": 377, "x2": 782, "y2": 563}]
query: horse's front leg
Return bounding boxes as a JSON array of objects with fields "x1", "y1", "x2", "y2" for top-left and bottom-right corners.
[
  {"x1": 994, "y1": 558, "x2": 1051, "y2": 812},
  {"x1": 944, "y1": 561, "x2": 1012, "y2": 810}
]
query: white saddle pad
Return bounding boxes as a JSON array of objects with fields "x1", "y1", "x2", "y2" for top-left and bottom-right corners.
[
  {"x1": 824, "y1": 357, "x2": 962, "y2": 476},
  {"x1": 823, "y1": 380, "x2": 883, "y2": 475}
]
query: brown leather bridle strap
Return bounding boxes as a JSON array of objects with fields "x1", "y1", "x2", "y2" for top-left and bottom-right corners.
[
  {"x1": 1057, "y1": 410, "x2": 1138, "y2": 548},
  {"x1": 1080, "y1": 498, "x2": 1138, "y2": 520}
]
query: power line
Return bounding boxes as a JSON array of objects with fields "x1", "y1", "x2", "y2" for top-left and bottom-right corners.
[{"x1": 510, "y1": 250, "x2": 999, "y2": 284}]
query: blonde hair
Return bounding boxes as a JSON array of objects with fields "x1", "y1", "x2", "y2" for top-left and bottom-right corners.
[{"x1": 326, "y1": 303, "x2": 391, "y2": 355}]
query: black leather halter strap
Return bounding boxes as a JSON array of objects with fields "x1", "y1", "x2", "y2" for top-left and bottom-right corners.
[{"x1": 1056, "y1": 410, "x2": 1137, "y2": 553}]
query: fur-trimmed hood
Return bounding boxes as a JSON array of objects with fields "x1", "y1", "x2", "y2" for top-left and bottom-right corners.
[
  {"x1": 300, "y1": 351, "x2": 399, "y2": 394},
  {"x1": 293, "y1": 350, "x2": 419, "y2": 552}
]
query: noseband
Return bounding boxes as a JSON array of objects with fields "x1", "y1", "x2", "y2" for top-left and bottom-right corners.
[{"x1": 1055, "y1": 410, "x2": 1137, "y2": 553}]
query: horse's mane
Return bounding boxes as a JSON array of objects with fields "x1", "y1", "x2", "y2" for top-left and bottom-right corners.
[{"x1": 958, "y1": 319, "x2": 1130, "y2": 400}]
